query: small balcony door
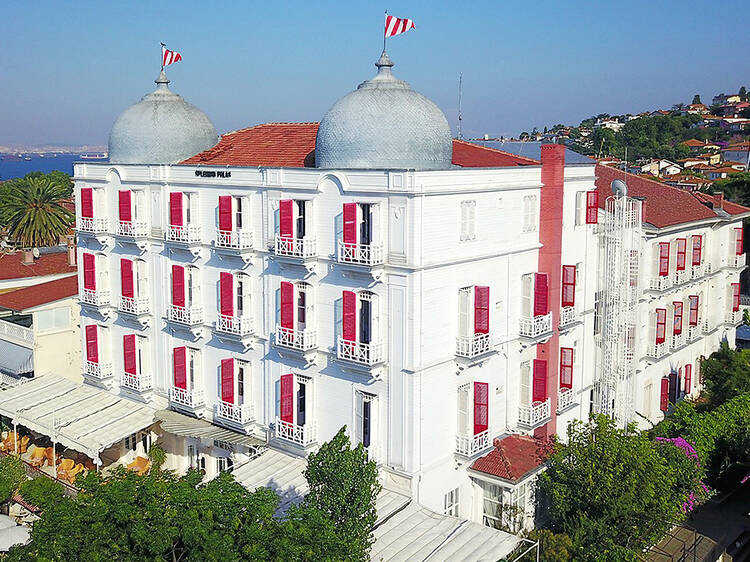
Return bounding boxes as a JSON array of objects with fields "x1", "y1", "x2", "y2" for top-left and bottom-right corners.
[
  {"x1": 355, "y1": 391, "x2": 375, "y2": 448},
  {"x1": 124, "y1": 335, "x2": 148, "y2": 376},
  {"x1": 279, "y1": 199, "x2": 309, "y2": 239},
  {"x1": 279, "y1": 373, "x2": 309, "y2": 427},
  {"x1": 457, "y1": 382, "x2": 488, "y2": 436},
  {"x1": 219, "y1": 195, "x2": 247, "y2": 232},
  {"x1": 521, "y1": 274, "x2": 548, "y2": 317},
  {"x1": 342, "y1": 291, "x2": 379, "y2": 345},
  {"x1": 173, "y1": 346, "x2": 200, "y2": 391}
]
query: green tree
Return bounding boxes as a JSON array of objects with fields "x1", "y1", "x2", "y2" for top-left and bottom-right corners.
[
  {"x1": 18, "y1": 477, "x2": 64, "y2": 511},
  {"x1": 740, "y1": 86, "x2": 747, "y2": 102},
  {"x1": 699, "y1": 342, "x2": 750, "y2": 408},
  {"x1": 712, "y1": 172, "x2": 750, "y2": 206},
  {"x1": 0, "y1": 455, "x2": 25, "y2": 503},
  {"x1": 692, "y1": 94, "x2": 702, "y2": 105}
]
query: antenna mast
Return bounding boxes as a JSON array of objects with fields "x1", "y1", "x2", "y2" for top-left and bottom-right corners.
[{"x1": 457, "y1": 73, "x2": 463, "y2": 140}]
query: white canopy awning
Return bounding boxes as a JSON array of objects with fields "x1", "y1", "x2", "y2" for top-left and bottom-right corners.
[{"x1": 0, "y1": 376, "x2": 156, "y2": 464}]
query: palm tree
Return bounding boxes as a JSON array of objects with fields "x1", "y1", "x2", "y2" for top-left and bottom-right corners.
[{"x1": 3, "y1": 175, "x2": 74, "y2": 248}]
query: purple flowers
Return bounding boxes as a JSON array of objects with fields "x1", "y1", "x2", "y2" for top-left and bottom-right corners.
[{"x1": 656, "y1": 437, "x2": 700, "y2": 463}]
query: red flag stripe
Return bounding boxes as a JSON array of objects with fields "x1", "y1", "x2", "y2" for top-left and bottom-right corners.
[
  {"x1": 384, "y1": 15, "x2": 415, "y2": 38},
  {"x1": 162, "y1": 46, "x2": 182, "y2": 67}
]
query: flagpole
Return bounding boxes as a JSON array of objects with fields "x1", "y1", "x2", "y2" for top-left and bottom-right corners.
[
  {"x1": 383, "y1": 10, "x2": 387, "y2": 52},
  {"x1": 160, "y1": 42, "x2": 166, "y2": 71}
]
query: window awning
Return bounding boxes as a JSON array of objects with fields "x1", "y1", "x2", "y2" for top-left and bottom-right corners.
[
  {"x1": 154, "y1": 409, "x2": 265, "y2": 448},
  {"x1": 0, "y1": 340, "x2": 33, "y2": 376},
  {"x1": 0, "y1": 376, "x2": 156, "y2": 464}
]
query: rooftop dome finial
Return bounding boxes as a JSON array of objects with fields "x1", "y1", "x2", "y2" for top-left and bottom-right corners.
[{"x1": 155, "y1": 69, "x2": 170, "y2": 91}]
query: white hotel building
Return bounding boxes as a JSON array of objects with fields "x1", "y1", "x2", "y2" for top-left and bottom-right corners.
[{"x1": 68, "y1": 52, "x2": 748, "y2": 547}]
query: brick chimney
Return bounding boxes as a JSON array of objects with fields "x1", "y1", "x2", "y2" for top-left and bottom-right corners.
[
  {"x1": 715, "y1": 193, "x2": 724, "y2": 209},
  {"x1": 66, "y1": 235, "x2": 76, "y2": 266},
  {"x1": 21, "y1": 249, "x2": 34, "y2": 266}
]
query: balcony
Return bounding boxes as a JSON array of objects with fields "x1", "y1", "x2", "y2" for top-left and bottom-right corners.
[
  {"x1": 121, "y1": 372, "x2": 153, "y2": 392},
  {"x1": 647, "y1": 341, "x2": 668, "y2": 359},
  {"x1": 455, "y1": 333, "x2": 492, "y2": 359},
  {"x1": 0, "y1": 319, "x2": 34, "y2": 347},
  {"x1": 701, "y1": 319, "x2": 713, "y2": 334},
  {"x1": 337, "y1": 337, "x2": 385, "y2": 366},
  {"x1": 275, "y1": 418, "x2": 316, "y2": 446},
  {"x1": 690, "y1": 263, "x2": 708, "y2": 280},
  {"x1": 649, "y1": 275, "x2": 672, "y2": 292},
  {"x1": 725, "y1": 309, "x2": 742, "y2": 325},
  {"x1": 170, "y1": 386, "x2": 205, "y2": 409},
  {"x1": 216, "y1": 314, "x2": 254, "y2": 337},
  {"x1": 337, "y1": 241, "x2": 385, "y2": 267},
  {"x1": 455, "y1": 430, "x2": 490, "y2": 457},
  {"x1": 518, "y1": 399, "x2": 551, "y2": 428},
  {"x1": 119, "y1": 296, "x2": 150, "y2": 316},
  {"x1": 215, "y1": 400, "x2": 254, "y2": 426},
  {"x1": 274, "y1": 235, "x2": 316, "y2": 260},
  {"x1": 167, "y1": 305, "x2": 203, "y2": 326},
  {"x1": 117, "y1": 220, "x2": 149, "y2": 239},
  {"x1": 83, "y1": 360, "x2": 112, "y2": 380},
  {"x1": 557, "y1": 387, "x2": 575, "y2": 412},
  {"x1": 78, "y1": 216, "x2": 109, "y2": 234},
  {"x1": 275, "y1": 325, "x2": 317, "y2": 351},
  {"x1": 165, "y1": 224, "x2": 201, "y2": 245},
  {"x1": 671, "y1": 331, "x2": 686, "y2": 350},
  {"x1": 80, "y1": 288, "x2": 111, "y2": 308},
  {"x1": 727, "y1": 254, "x2": 746, "y2": 269},
  {"x1": 216, "y1": 228, "x2": 253, "y2": 251},
  {"x1": 519, "y1": 313, "x2": 553, "y2": 339},
  {"x1": 559, "y1": 306, "x2": 578, "y2": 328},
  {"x1": 674, "y1": 269, "x2": 690, "y2": 286},
  {"x1": 687, "y1": 325, "x2": 700, "y2": 342}
]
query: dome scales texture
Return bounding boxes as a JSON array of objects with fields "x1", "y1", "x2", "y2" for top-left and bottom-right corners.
[
  {"x1": 315, "y1": 52, "x2": 453, "y2": 170},
  {"x1": 109, "y1": 71, "x2": 218, "y2": 165}
]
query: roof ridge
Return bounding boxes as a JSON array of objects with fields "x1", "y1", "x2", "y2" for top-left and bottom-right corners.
[{"x1": 453, "y1": 139, "x2": 540, "y2": 164}]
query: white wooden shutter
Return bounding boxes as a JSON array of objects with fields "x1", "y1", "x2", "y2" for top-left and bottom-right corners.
[
  {"x1": 520, "y1": 361, "x2": 531, "y2": 404},
  {"x1": 457, "y1": 384, "x2": 469, "y2": 435}
]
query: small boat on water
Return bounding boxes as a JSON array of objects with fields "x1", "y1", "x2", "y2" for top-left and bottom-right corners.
[{"x1": 80, "y1": 152, "x2": 108, "y2": 160}]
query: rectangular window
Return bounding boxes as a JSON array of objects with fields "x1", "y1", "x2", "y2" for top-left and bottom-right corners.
[
  {"x1": 360, "y1": 203, "x2": 372, "y2": 245},
  {"x1": 691, "y1": 235, "x2": 702, "y2": 265},
  {"x1": 676, "y1": 238, "x2": 687, "y2": 271},
  {"x1": 655, "y1": 308, "x2": 667, "y2": 344},
  {"x1": 474, "y1": 285, "x2": 490, "y2": 334},
  {"x1": 658, "y1": 242, "x2": 670, "y2": 276},
  {"x1": 80, "y1": 187, "x2": 94, "y2": 218},
  {"x1": 296, "y1": 200, "x2": 306, "y2": 238},
  {"x1": 237, "y1": 362, "x2": 246, "y2": 405},
  {"x1": 460, "y1": 200, "x2": 476, "y2": 241},
  {"x1": 236, "y1": 276, "x2": 245, "y2": 315},
  {"x1": 560, "y1": 347, "x2": 573, "y2": 389},
  {"x1": 473, "y1": 382, "x2": 489, "y2": 435},
  {"x1": 280, "y1": 373, "x2": 294, "y2": 423},
  {"x1": 532, "y1": 359, "x2": 547, "y2": 402},
  {"x1": 217, "y1": 456, "x2": 234, "y2": 473},
  {"x1": 297, "y1": 378, "x2": 307, "y2": 427},
  {"x1": 522, "y1": 195, "x2": 537, "y2": 232},
  {"x1": 359, "y1": 298, "x2": 372, "y2": 344},
  {"x1": 561, "y1": 265, "x2": 576, "y2": 307},
  {"x1": 119, "y1": 190, "x2": 132, "y2": 222},
  {"x1": 297, "y1": 288, "x2": 306, "y2": 326},
  {"x1": 585, "y1": 191, "x2": 599, "y2": 224},
  {"x1": 355, "y1": 391, "x2": 374, "y2": 448},
  {"x1": 533, "y1": 273, "x2": 549, "y2": 316},
  {"x1": 688, "y1": 295, "x2": 699, "y2": 326},
  {"x1": 235, "y1": 196, "x2": 244, "y2": 229},
  {"x1": 480, "y1": 480, "x2": 503, "y2": 528},
  {"x1": 458, "y1": 287, "x2": 471, "y2": 337},
  {"x1": 457, "y1": 384, "x2": 469, "y2": 435},
  {"x1": 736, "y1": 227, "x2": 744, "y2": 255},
  {"x1": 673, "y1": 302, "x2": 683, "y2": 335},
  {"x1": 684, "y1": 364, "x2": 693, "y2": 393},
  {"x1": 660, "y1": 377, "x2": 670, "y2": 411},
  {"x1": 280, "y1": 282, "x2": 294, "y2": 329},
  {"x1": 279, "y1": 199, "x2": 294, "y2": 238},
  {"x1": 444, "y1": 488, "x2": 459, "y2": 517},
  {"x1": 732, "y1": 283, "x2": 741, "y2": 312},
  {"x1": 520, "y1": 362, "x2": 531, "y2": 405}
]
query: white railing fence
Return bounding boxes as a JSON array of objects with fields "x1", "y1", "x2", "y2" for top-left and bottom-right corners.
[
  {"x1": 519, "y1": 313, "x2": 552, "y2": 338},
  {"x1": 455, "y1": 430, "x2": 490, "y2": 457},
  {"x1": 455, "y1": 333, "x2": 491, "y2": 358},
  {"x1": 275, "y1": 418, "x2": 316, "y2": 445},
  {"x1": 337, "y1": 241, "x2": 385, "y2": 266},
  {"x1": 337, "y1": 337, "x2": 384, "y2": 365},
  {"x1": 275, "y1": 325, "x2": 317, "y2": 351},
  {"x1": 274, "y1": 235, "x2": 317, "y2": 259}
]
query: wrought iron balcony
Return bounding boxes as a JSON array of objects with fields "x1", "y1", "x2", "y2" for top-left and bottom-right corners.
[
  {"x1": 117, "y1": 220, "x2": 149, "y2": 238},
  {"x1": 649, "y1": 275, "x2": 672, "y2": 291},
  {"x1": 519, "y1": 313, "x2": 552, "y2": 339},
  {"x1": 121, "y1": 372, "x2": 152, "y2": 392},
  {"x1": 80, "y1": 288, "x2": 111, "y2": 307},
  {"x1": 518, "y1": 399, "x2": 551, "y2": 428},
  {"x1": 557, "y1": 387, "x2": 575, "y2": 412},
  {"x1": 119, "y1": 296, "x2": 150, "y2": 316},
  {"x1": 337, "y1": 241, "x2": 385, "y2": 267},
  {"x1": 216, "y1": 314, "x2": 254, "y2": 337},
  {"x1": 337, "y1": 337, "x2": 385, "y2": 366},
  {"x1": 455, "y1": 430, "x2": 490, "y2": 457},
  {"x1": 455, "y1": 333, "x2": 492, "y2": 358},
  {"x1": 170, "y1": 386, "x2": 205, "y2": 409},
  {"x1": 726, "y1": 309, "x2": 742, "y2": 325},
  {"x1": 671, "y1": 331, "x2": 686, "y2": 350},
  {"x1": 83, "y1": 360, "x2": 112, "y2": 380},
  {"x1": 78, "y1": 217, "x2": 109, "y2": 234},
  {"x1": 167, "y1": 305, "x2": 203, "y2": 326},
  {"x1": 165, "y1": 224, "x2": 201, "y2": 244},
  {"x1": 275, "y1": 418, "x2": 316, "y2": 446},
  {"x1": 215, "y1": 400, "x2": 254, "y2": 425},
  {"x1": 274, "y1": 235, "x2": 316, "y2": 259},
  {"x1": 275, "y1": 325, "x2": 317, "y2": 351},
  {"x1": 559, "y1": 306, "x2": 578, "y2": 328},
  {"x1": 216, "y1": 228, "x2": 253, "y2": 250},
  {"x1": 647, "y1": 341, "x2": 668, "y2": 359}
]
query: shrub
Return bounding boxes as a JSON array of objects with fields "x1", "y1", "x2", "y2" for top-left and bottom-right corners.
[
  {"x1": 0, "y1": 455, "x2": 25, "y2": 503},
  {"x1": 18, "y1": 477, "x2": 64, "y2": 511}
]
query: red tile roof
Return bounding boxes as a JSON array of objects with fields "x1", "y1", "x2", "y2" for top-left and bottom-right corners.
[
  {"x1": 0, "y1": 251, "x2": 76, "y2": 281},
  {"x1": 0, "y1": 274, "x2": 78, "y2": 312},
  {"x1": 681, "y1": 139, "x2": 705, "y2": 147},
  {"x1": 691, "y1": 191, "x2": 749, "y2": 216},
  {"x1": 180, "y1": 122, "x2": 539, "y2": 169},
  {"x1": 470, "y1": 434, "x2": 553, "y2": 482}
]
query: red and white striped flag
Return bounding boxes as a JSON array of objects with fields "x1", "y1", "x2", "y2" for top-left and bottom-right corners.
[
  {"x1": 161, "y1": 45, "x2": 182, "y2": 67},
  {"x1": 384, "y1": 15, "x2": 415, "y2": 38}
]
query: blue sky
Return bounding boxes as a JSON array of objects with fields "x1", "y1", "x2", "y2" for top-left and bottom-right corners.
[{"x1": 1, "y1": 0, "x2": 748, "y2": 146}]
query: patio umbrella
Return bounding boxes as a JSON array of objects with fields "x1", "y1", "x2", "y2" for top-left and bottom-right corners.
[
  {"x1": 0, "y1": 515, "x2": 15, "y2": 530},
  {"x1": 0, "y1": 525, "x2": 30, "y2": 551}
]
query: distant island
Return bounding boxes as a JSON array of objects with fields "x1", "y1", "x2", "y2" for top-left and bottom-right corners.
[{"x1": 0, "y1": 144, "x2": 107, "y2": 155}]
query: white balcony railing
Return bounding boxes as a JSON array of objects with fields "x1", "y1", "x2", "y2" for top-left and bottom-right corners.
[
  {"x1": 455, "y1": 333, "x2": 492, "y2": 358},
  {"x1": 117, "y1": 220, "x2": 149, "y2": 238},
  {"x1": 519, "y1": 313, "x2": 553, "y2": 338},
  {"x1": 275, "y1": 418, "x2": 316, "y2": 446},
  {"x1": 216, "y1": 229, "x2": 253, "y2": 250},
  {"x1": 337, "y1": 337, "x2": 385, "y2": 366},
  {"x1": 337, "y1": 241, "x2": 385, "y2": 267},
  {"x1": 80, "y1": 288, "x2": 111, "y2": 307},
  {"x1": 690, "y1": 263, "x2": 706, "y2": 280},
  {"x1": 167, "y1": 305, "x2": 203, "y2": 326},
  {"x1": 170, "y1": 386, "x2": 205, "y2": 409},
  {"x1": 455, "y1": 429, "x2": 490, "y2": 457},
  {"x1": 216, "y1": 314, "x2": 254, "y2": 336},
  {"x1": 728, "y1": 254, "x2": 747, "y2": 269},
  {"x1": 726, "y1": 309, "x2": 742, "y2": 325},
  {"x1": 559, "y1": 306, "x2": 578, "y2": 328},
  {"x1": 165, "y1": 224, "x2": 201, "y2": 244},
  {"x1": 687, "y1": 324, "x2": 700, "y2": 341},
  {"x1": 647, "y1": 341, "x2": 668, "y2": 359},
  {"x1": 671, "y1": 331, "x2": 686, "y2": 350},
  {"x1": 518, "y1": 398, "x2": 551, "y2": 427},
  {"x1": 216, "y1": 400, "x2": 254, "y2": 425},
  {"x1": 274, "y1": 235, "x2": 317, "y2": 259},
  {"x1": 78, "y1": 216, "x2": 109, "y2": 234},
  {"x1": 83, "y1": 360, "x2": 112, "y2": 380},
  {"x1": 649, "y1": 275, "x2": 672, "y2": 291},
  {"x1": 557, "y1": 387, "x2": 575, "y2": 412},
  {"x1": 701, "y1": 319, "x2": 713, "y2": 334},
  {"x1": 119, "y1": 296, "x2": 150, "y2": 315},
  {"x1": 0, "y1": 319, "x2": 34, "y2": 347},
  {"x1": 275, "y1": 325, "x2": 317, "y2": 351},
  {"x1": 121, "y1": 372, "x2": 152, "y2": 392},
  {"x1": 674, "y1": 269, "x2": 690, "y2": 285}
]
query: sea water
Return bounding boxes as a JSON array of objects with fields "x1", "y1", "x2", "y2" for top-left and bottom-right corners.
[{"x1": 0, "y1": 154, "x2": 105, "y2": 181}]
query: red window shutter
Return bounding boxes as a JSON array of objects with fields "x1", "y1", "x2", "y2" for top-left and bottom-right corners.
[
  {"x1": 737, "y1": 228, "x2": 744, "y2": 255},
  {"x1": 676, "y1": 238, "x2": 686, "y2": 271},
  {"x1": 173, "y1": 347, "x2": 187, "y2": 389},
  {"x1": 688, "y1": 295, "x2": 699, "y2": 326},
  {"x1": 532, "y1": 359, "x2": 548, "y2": 402},
  {"x1": 655, "y1": 308, "x2": 667, "y2": 344},
  {"x1": 120, "y1": 259, "x2": 134, "y2": 298},
  {"x1": 171, "y1": 265, "x2": 185, "y2": 307},
  {"x1": 123, "y1": 335, "x2": 137, "y2": 375},
  {"x1": 684, "y1": 364, "x2": 692, "y2": 393},
  {"x1": 343, "y1": 203, "x2": 358, "y2": 244},
  {"x1": 80, "y1": 188, "x2": 93, "y2": 218},
  {"x1": 561, "y1": 265, "x2": 576, "y2": 307},
  {"x1": 658, "y1": 242, "x2": 670, "y2": 276},
  {"x1": 83, "y1": 253, "x2": 96, "y2": 290},
  {"x1": 342, "y1": 290, "x2": 357, "y2": 341},
  {"x1": 85, "y1": 325, "x2": 98, "y2": 363},
  {"x1": 732, "y1": 283, "x2": 741, "y2": 311},
  {"x1": 280, "y1": 281, "x2": 294, "y2": 329},
  {"x1": 473, "y1": 382, "x2": 489, "y2": 435},
  {"x1": 474, "y1": 285, "x2": 490, "y2": 334},
  {"x1": 560, "y1": 347, "x2": 573, "y2": 389},
  {"x1": 218, "y1": 195, "x2": 232, "y2": 231},
  {"x1": 585, "y1": 191, "x2": 599, "y2": 224},
  {"x1": 279, "y1": 199, "x2": 294, "y2": 238},
  {"x1": 533, "y1": 273, "x2": 549, "y2": 316},
  {"x1": 280, "y1": 373, "x2": 294, "y2": 423},
  {"x1": 220, "y1": 272, "x2": 234, "y2": 317},
  {"x1": 169, "y1": 192, "x2": 183, "y2": 226},
  {"x1": 691, "y1": 235, "x2": 702, "y2": 266},
  {"x1": 673, "y1": 302, "x2": 683, "y2": 335},
  {"x1": 118, "y1": 190, "x2": 132, "y2": 222},
  {"x1": 221, "y1": 359, "x2": 235, "y2": 404},
  {"x1": 660, "y1": 377, "x2": 670, "y2": 411}
]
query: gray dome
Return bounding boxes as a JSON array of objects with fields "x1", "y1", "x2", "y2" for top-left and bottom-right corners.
[
  {"x1": 108, "y1": 71, "x2": 218, "y2": 164},
  {"x1": 316, "y1": 52, "x2": 452, "y2": 170}
]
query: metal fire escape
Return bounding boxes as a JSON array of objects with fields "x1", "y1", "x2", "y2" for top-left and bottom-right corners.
[{"x1": 596, "y1": 186, "x2": 642, "y2": 427}]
